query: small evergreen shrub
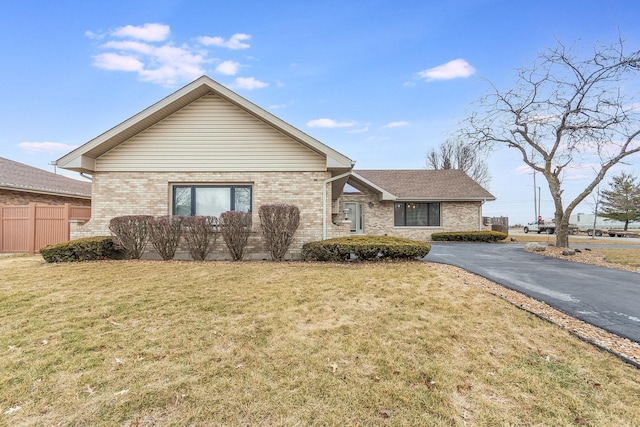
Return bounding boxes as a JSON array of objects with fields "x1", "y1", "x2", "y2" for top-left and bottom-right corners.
[
  {"x1": 259, "y1": 204, "x2": 300, "y2": 261},
  {"x1": 220, "y1": 211, "x2": 252, "y2": 261},
  {"x1": 149, "y1": 215, "x2": 184, "y2": 260},
  {"x1": 183, "y1": 216, "x2": 219, "y2": 261},
  {"x1": 430, "y1": 230, "x2": 508, "y2": 242},
  {"x1": 302, "y1": 235, "x2": 431, "y2": 262},
  {"x1": 40, "y1": 236, "x2": 124, "y2": 263},
  {"x1": 109, "y1": 215, "x2": 153, "y2": 259}
]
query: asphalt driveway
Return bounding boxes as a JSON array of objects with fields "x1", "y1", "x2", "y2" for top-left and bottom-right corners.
[{"x1": 425, "y1": 243, "x2": 640, "y2": 344}]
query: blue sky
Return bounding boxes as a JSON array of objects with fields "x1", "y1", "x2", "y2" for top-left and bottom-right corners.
[{"x1": 1, "y1": 0, "x2": 639, "y2": 224}]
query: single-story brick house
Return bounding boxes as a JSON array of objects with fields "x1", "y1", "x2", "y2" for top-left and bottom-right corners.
[
  {"x1": 56, "y1": 76, "x2": 494, "y2": 259},
  {"x1": 0, "y1": 157, "x2": 91, "y2": 206}
]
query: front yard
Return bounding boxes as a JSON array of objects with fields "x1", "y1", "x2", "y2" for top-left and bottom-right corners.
[{"x1": 1, "y1": 256, "x2": 639, "y2": 426}]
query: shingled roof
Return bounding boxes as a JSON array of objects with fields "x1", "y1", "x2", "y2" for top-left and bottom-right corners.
[
  {"x1": 0, "y1": 157, "x2": 91, "y2": 199},
  {"x1": 351, "y1": 169, "x2": 495, "y2": 201}
]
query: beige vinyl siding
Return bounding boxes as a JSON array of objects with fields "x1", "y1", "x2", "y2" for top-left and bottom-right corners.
[{"x1": 96, "y1": 93, "x2": 326, "y2": 172}]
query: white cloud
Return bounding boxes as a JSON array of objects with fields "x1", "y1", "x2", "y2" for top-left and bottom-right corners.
[
  {"x1": 418, "y1": 59, "x2": 476, "y2": 81},
  {"x1": 91, "y1": 25, "x2": 208, "y2": 85},
  {"x1": 92, "y1": 53, "x2": 144, "y2": 72},
  {"x1": 269, "y1": 100, "x2": 295, "y2": 110},
  {"x1": 101, "y1": 40, "x2": 154, "y2": 55},
  {"x1": 348, "y1": 127, "x2": 369, "y2": 134},
  {"x1": 111, "y1": 23, "x2": 170, "y2": 42},
  {"x1": 85, "y1": 30, "x2": 104, "y2": 40},
  {"x1": 307, "y1": 118, "x2": 357, "y2": 128},
  {"x1": 18, "y1": 142, "x2": 78, "y2": 154},
  {"x1": 234, "y1": 77, "x2": 268, "y2": 90},
  {"x1": 198, "y1": 33, "x2": 251, "y2": 49},
  {"x1": 216, "y1": 60, "x2": 240, "y2": 75},
  {"x1": 89, "y1": 24, "x2": 262, "y2": 86},
  {"x1": 384, "y1": 121, "x2": 409, "y2": 128}
]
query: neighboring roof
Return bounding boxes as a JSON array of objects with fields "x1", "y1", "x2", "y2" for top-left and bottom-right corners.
[
  {"x1": 0, "y1": 157, "x2": 91, "y2": 199},
  {"x1": 349, "y1": 169, "x2": 496, "y2": 201},
  {"x1": 56, "y1": 75, "x2": 354, "y2": 174}
]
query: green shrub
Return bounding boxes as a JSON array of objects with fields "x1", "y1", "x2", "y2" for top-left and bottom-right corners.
[
  {"x1": 430, "y1": 230, "x2": 508, "y2": 242},
  {"x1": 40, "y1": 236, "x2": 124, "y2": 263},
  {"x1": 302, "y1": 235, "x2": 431, "y2": 262}
]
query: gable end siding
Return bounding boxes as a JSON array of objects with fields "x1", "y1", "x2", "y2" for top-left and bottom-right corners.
[{"x1": 96, "y1": 93, "x2": 326, "y2": 172}]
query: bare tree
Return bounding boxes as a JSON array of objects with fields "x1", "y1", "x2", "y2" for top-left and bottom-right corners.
[
  {"x1": 426, "y1": 139, "x2": 490, "y2": 187},
  {"x1": 463, "y1": 39, "x2": 640, "y2": 247}
]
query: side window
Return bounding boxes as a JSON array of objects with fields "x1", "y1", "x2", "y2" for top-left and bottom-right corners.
[
  {"x1": 172, "y1": 185, "x2": 252, "y2": 217},
  {"x1": 394, "y1": 202, "x2": 440, "y2": 226}
]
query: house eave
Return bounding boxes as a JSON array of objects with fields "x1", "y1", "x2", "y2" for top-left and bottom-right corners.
[
  {"x1": 0, "y1": 185, "x2": 91, "y2": 199},
  {"x1": 395, "y1": 196, "x2": 497, "y2": 202}
]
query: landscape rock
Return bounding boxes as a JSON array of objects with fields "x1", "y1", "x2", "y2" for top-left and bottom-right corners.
[
  {"x1": 524, "y1": 242, "x2": 546, "y2": 252},
  {"x1": 561, "y1": 249, "x2": 576, "y2": 256}
]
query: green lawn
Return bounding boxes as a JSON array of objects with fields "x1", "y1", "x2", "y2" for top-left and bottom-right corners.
[{"x1": 1, "y1": 256, "x2": 639, "y2": 426}]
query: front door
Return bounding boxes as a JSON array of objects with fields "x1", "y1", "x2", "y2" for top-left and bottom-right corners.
[{"x1": 344, "y1": 202, "x2": 364, "y2": 234}]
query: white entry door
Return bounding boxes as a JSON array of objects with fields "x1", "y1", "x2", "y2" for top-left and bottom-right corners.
[{"x1": 344, "y1": 202, "x2": 364, "y2": 234}]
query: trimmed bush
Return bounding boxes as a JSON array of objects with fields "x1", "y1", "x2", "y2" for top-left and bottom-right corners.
[
  {"x1": 149, "y1": 215, "x2": 184, "y2": 260},
  {"x1": 302, "y1": 235, "x2": 431, "y2": 262},
  {"x1": 259, "y1": 204, "x2": 300, "y2": 261},
  {"x1": 183, "y1": 216, "x2": 219, "y2": 261},
  {"x1": 430, "y1": 230, "x2": 508, "y2": 242},
  {"x1": 220, "y1": 211, "x2": 252, "y2": 261},
  {"x1": 40, "y1": 236, "x2": 124, "y2": 263},
  {"x1": 109, "y1": 215, "x2": 153, "y2": 259}
]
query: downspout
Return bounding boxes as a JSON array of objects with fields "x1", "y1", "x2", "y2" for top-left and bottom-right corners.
[
  {"x1": 323, "y1": 171, "x2": 352, "y2": 240},
  {"x1": 479, "y1": 199, "x2": 486, "y2": 229}
]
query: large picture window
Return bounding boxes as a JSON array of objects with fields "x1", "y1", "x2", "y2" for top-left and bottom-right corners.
[
  {"x1": 394, "y1": 202, "x2": 440, "y2": 226},
  {"x1": 173, "y1": 185, "x2": 252, "y2": 217}
]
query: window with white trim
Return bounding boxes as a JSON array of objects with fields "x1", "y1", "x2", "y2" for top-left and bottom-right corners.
[
  {"x1": 172, "y1": 185, "x2": 252, "y2": 217},
  {"x1": 394, "y1": 202, "x2": 440, "y2": 226}
]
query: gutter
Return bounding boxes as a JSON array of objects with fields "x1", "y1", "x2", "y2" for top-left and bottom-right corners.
[{"x1": 322, "y1": 171, "x2": 352, "y2": 240}]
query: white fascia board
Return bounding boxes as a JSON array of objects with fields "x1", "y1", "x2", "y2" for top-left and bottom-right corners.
[
  {"x1": 61, "y1": 155, "x2": 95, "y2": 173},
  {"x1": 349, "y1": 172, "x2": 396, "y2": 201}
]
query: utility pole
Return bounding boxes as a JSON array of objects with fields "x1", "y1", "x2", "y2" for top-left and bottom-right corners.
[{"x1": 533, "y1": 171, "x2": 537, "y2": 221}]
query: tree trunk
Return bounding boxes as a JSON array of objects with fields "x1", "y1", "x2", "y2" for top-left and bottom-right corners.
[
  {"x1": 555, "y1": 214, "x2": 570, "y2": 248},
  {"x1": 547, "y1": 173, "x2": 570, "y2": 248}
]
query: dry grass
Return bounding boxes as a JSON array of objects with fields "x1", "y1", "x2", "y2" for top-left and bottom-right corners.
[
  {"x1": 598, "y1": 248, "x2": 640, "y2": 267},
  {"x1": 2, "y1": 256, "x2": 640, "y2": 426},
  {"x1": 510, "y1": 232, "x2": 640, "y2": 246}
]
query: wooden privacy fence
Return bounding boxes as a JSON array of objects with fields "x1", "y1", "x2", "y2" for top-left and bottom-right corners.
[{"x1": 0, "y1": 203, "x2": 91, "y2": 253}]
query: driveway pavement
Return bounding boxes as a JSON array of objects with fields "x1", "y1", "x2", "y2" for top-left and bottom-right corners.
[{"x1": 425, "y1": 243, "x2": 640, "y2": 344}]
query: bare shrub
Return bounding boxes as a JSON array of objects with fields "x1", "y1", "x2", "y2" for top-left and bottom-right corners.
[
  {"x1": 148, "y1": 216, "x2": 184, "y2": 260},
  {"x1": 182, "y1": 216, "x2": 219, "y2": 261},
  {"x1": 109, "y1": 215, "x2": 153, "y2": 259},
  {"x1": 220, "y1": 211, "x2": 252, "y2": 261},
  {"x1": 259, "y1": 204, "x2": 300, "y2": 261}
]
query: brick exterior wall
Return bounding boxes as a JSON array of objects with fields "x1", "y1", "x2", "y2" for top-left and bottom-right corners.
[
  {"x1": 71, "y1": 171, "x2": 349, "y2": 259},
  {"x1": 338, "y1": 187, "x2": 488, "y2": 241},
  {"x1": 0, "y1": 189, "x2": 91, "y2": 206}
]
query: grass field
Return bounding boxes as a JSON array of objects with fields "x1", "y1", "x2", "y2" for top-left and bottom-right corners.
[{"x1": 1, "y1": 256, "x2": 640, "y2": 426}]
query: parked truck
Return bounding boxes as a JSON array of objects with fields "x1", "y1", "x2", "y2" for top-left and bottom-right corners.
[
  {"x1": 523, "y1": 221, "x2": 556, "y2": 234},
  {"x1": 523, "y1": 220, "x2": 580, "y2": 235}
]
